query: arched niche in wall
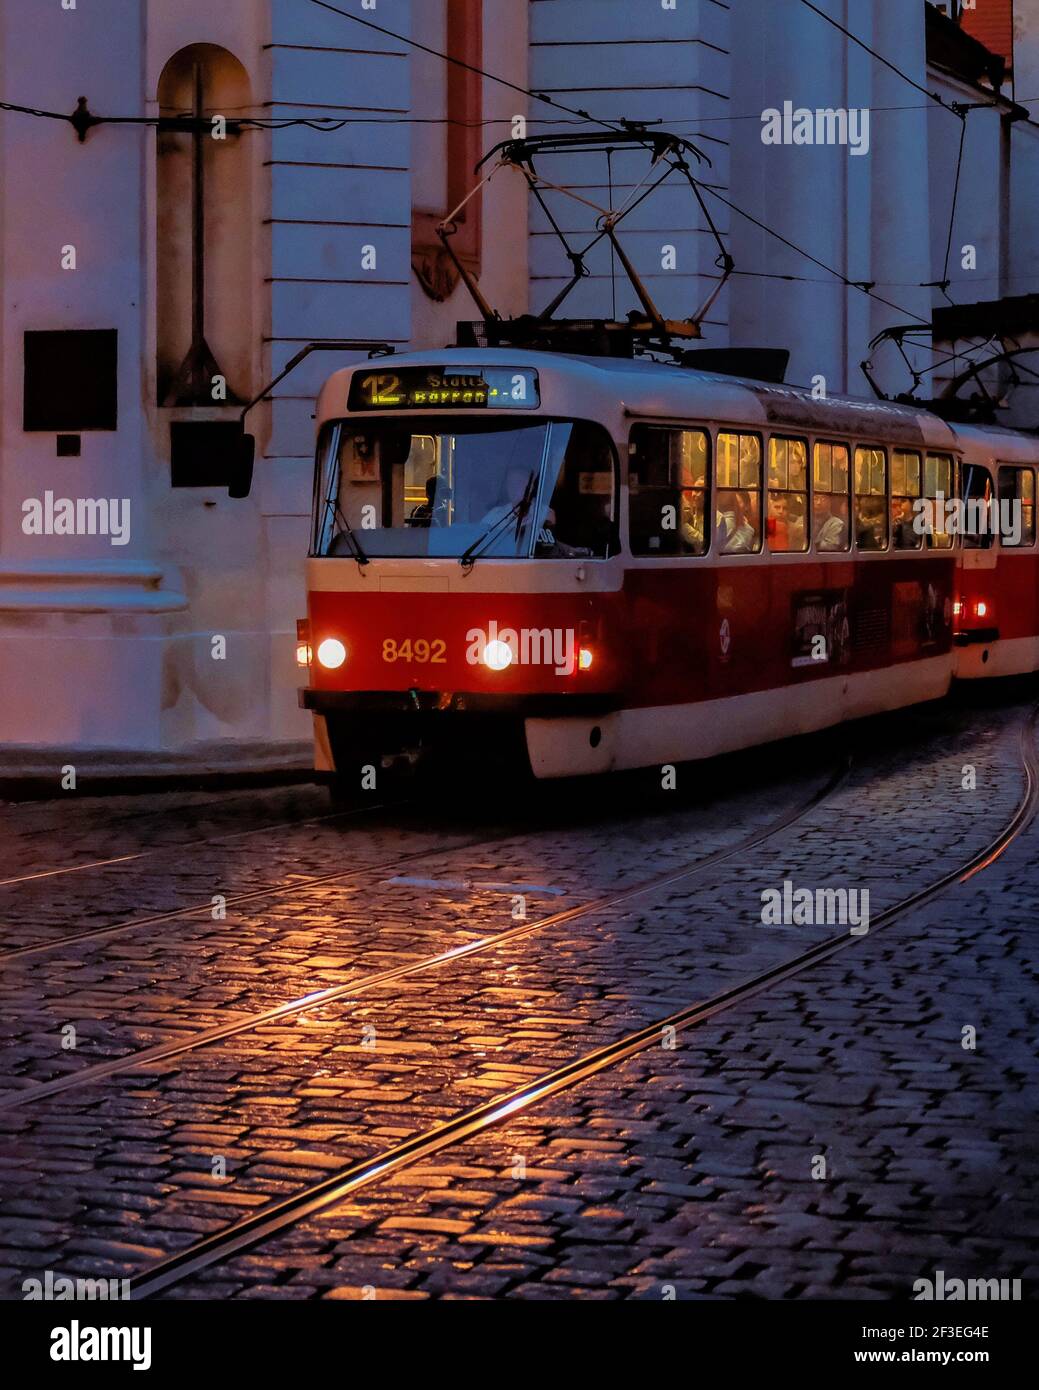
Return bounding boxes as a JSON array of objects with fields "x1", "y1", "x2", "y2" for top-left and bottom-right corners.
[
  {"x1": 411, "y1": 0, "x2": 483, "y2": 302},
  {"x1": 156, "y1": 44, "x2": 252, "y2": 406}
]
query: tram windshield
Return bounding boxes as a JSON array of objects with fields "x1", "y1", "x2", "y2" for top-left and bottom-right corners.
[{"x1": 311, "y1": 418, "x2": 618, "y2": 559}]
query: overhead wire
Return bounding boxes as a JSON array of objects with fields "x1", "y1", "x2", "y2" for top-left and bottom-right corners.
[{"x1": 1, "y1": 2, "x2": 1030, "y2": 323}]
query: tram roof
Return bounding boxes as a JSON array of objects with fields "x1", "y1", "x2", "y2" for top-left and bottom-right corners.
[{"x1": 318, "y1": 348, "x2": 1031, "y2": 454}]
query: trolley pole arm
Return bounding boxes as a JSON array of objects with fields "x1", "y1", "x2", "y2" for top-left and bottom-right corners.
[{"x1": 228, "y1": 339, "x2": 395, "y2": 499}]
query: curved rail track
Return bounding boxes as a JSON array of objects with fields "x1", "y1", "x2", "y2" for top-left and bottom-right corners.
[
  {"x1": 0, "y1": 758, "x2": 850, "y2": 1107},
  {"x1": 122, "y1": 707, "x2": 1038, "y2": 1299},
  {"x1": 0, "y1": 797, "x2": 395, "y2": 889},
  {"x1": 0, "y1": 814, "x2": 526, "y2": 964}
]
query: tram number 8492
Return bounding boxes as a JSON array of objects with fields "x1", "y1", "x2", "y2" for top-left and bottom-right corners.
[{"x1": 382, "y1": 638, "x2": 448, "y2": 664}]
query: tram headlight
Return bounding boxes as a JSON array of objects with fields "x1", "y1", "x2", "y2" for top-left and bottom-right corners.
[
  {"x1": 578, "y1": 647, "x2": 594, "y2": 671},
  {"x1": 296, "y1": 642, "x2": 312, "y2": 668},
  {"x1": 974, "y1": 601, "x2": 988, "y2": 619},
  {"x1": 317, "y1": 638, "x2": 348, "y2": 670},
  {"x1": 483, "y1": 639, "x2": 514, "y2": 671}
]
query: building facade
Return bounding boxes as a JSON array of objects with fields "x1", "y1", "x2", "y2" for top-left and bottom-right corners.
[{"x1": 0, "y1": 0, "x2": 1035, "y2": 771}]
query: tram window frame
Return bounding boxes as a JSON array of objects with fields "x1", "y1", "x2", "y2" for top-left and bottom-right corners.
[
  {"x1": 923, "y1": 453, "x2": 956, "y2": 550},
  {"x1": 716, "y1": 429, "x2": 764, "y2": 556},
  {"x1": 997, "y1": 464, "x2": 1037, "y2": 548},
  {"x1": 766, "y1": 435, "x2": 809, "y2": 553},
  {"x1": 891, "y1": 449, "x2": 923, "y2": 551},
  {"x1": 812, "y1": 440, "x2": 852, "y2": 553},
  {"x1": 853, "y1": 445, "x2": 889, "y2": 552},
  {"x1": 627, "y1": 424, "x2": 711, "y2": 557}
]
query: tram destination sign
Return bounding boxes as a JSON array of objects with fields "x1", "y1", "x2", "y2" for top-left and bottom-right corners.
[{"x1": 348, "y1": 366, "x2": 540, "y2": 412}]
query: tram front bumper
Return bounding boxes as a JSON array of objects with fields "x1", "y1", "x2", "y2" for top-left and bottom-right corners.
[{"x1": 299, "y1": 688, "x2": 620, "y2": 717}]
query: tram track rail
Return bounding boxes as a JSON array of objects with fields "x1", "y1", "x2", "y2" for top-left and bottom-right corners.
[
  {"x1": 0, "y1": 797, "x2": 401, "y2": 889},
  {"x1": 0, "y1": 813, "x2": 535, "y2": 965},
  {"x1": 0, "y1": 759, "x2": 850, "y2": 1107},
  {"x1": 123, "y1": 707, "x2": 1038, "y2": 1300}
]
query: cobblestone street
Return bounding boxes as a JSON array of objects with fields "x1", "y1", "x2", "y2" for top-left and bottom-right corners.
[{"x1": 1, "y1": 692, "x2": 1036, "y2": 1301}]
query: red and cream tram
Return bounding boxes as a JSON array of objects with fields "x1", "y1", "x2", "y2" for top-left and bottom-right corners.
[{"x1": 293, "y1": 349, "x2": 1039, "y2": 784}]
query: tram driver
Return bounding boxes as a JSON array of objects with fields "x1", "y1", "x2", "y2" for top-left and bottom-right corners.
[
  {"x1": 408, "y1": 475, "x2": 452, "y2": 527},
  {"x1": 478, "y1": 463, "x2": 585, "y2": 558},
  {"x1": 479, "y1": 462, "x2": 537, "y2": 532}
]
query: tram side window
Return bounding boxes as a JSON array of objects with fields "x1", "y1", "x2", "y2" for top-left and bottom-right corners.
[
  {"x1": 813, "y1": 442, "x2": 851, "y2": 551},
  {"x1": 962, "y1": 463, "x2": 995, "y2": 550},
  {"x1": 891, "y1": 449, "x2": 923, "y2": 550},
  {"x1": 628, "y1": 426, "x2": 709, "y2": 556},
  {"x1": 998, "y1": 465, "x2": 1037, "y2": 548},
  {"x1": 923, "y1": 453, "x2": 955, "y2": 549},
  {"x1": 717, "y1": 431, "x2": 762, "y2": 554},
  {"x1": 767, "y1": 436, "x2": 809, "y2": 552},
  {"x1": 854, "y1": 446, "x2": 888, "y2": 551}
]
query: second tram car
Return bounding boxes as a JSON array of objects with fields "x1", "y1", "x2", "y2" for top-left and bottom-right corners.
[{"x1": 293, "y1": 349, "x2": 1039, "y2": 784}]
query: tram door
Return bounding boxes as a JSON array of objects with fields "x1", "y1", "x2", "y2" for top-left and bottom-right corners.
[
  {"x1": 960, "y1": 462, "x2": 998, "y2": 577},
  {"x1": 401, "y1": 435, "x2": 445, "y2": 525},
  {"x1": 956, "y1": 461, "x2": 998, "y2": 657},
  {"x1": 995, "y1": 463, "x2": 1039, "y2": 648}
]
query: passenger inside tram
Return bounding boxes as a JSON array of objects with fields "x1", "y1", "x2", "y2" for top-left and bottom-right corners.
[
  {"x1": 718, "y1": 489, "x2": 759, "y2": 553},
  {"x1": 795, "y1": 494, "x2": 812, "y2": 547},
  {"x1": 787, "y1": 495, "x2": 807, "y2": 551},
  {"x1": 767, "y1": 492, "x2": 790, "y2": 549},
  {"x1": 892, "y1": 496, "x2": 921, "y2": 549},
  {"x1": 856, "y1": 498, "x2": 886, "y2": 550},
  {"x1": 813, "y1": 493, "x2": 848, "y2": 551},
  {"x1": 766, "y1": 493, "x2": 807, "y2": 551},
  {"x1": 680, "y1": 491, "x2": 706, "y2": 552}
]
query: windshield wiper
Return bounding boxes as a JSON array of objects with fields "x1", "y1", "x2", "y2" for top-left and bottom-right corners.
[
  {"x1": 459, "y1": 473, "x2": 537, "y2": 571},
  {"x1": 328, "y1": 500, "x2": 370, "y2": 566}
]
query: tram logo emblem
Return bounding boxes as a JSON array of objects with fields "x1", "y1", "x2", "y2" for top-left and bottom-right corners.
[
  {"x1": 466, "y1": 620, "x2": 577, "y2": 676},
  {"x1": 719, "y1": 619, "x2": 732, "y2": 657}
]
